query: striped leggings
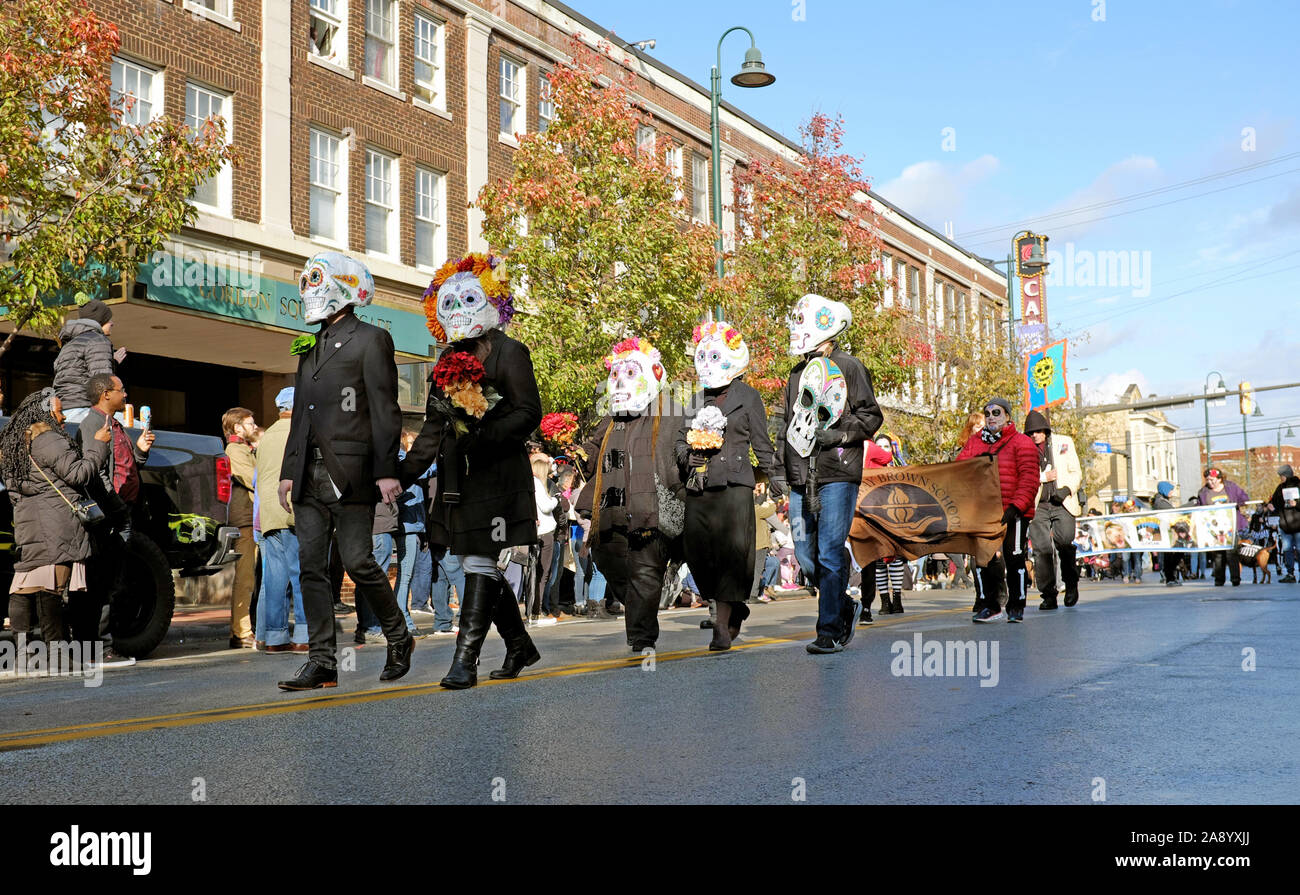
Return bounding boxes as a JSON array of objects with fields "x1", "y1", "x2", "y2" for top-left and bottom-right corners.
[{"x1": 873, "y1": 559, "x2": 905, "y2": 600}]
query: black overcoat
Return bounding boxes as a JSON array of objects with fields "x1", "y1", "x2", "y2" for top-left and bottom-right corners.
[
  {"x1": 674, "y1": 380, "x2": 782, "y2": 489},
  {"x1": 281, "y1": 312, "x2": 403, "y2": 505},
  {"x1": 400, "y1": 329, "x2": 542, "y2": 555}
]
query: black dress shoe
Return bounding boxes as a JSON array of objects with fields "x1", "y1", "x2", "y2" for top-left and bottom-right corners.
[
  {"x1": 379, "y1": 632, "x2": 415, "y2": 681},
  {"x1": 699, "y1": 619, "x2": 714, "y2": 629},
  {"x1": 277, "y1": 660, "x2": 338, "y2": 691},
  {"x1": 1063, "y1": 583, "x2": 1079, "y2": 607},
  {"x1": 333, "y1": 601, "x2": 352, "y2": 614}
]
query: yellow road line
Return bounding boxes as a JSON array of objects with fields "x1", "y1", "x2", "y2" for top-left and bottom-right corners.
[{"x1": 0, "y1": 608, "x2": 963, "y2": 751}]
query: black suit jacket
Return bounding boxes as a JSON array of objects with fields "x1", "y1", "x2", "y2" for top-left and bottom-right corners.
[
  {"x1": 281, "y1": 312, "x2": 402, "y2": 505},
  {"x1": 674, "y1": 380, "x2": 782, "y2": 489}
]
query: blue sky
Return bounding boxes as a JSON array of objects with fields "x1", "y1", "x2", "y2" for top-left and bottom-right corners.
[{"x1": 578, "y1": 0, "x2": 1300, "y2": 456}]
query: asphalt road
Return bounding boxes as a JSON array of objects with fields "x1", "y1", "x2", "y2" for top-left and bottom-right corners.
[{"x1": 2, "y1": 577, "x2": 1296, "y2": 804}]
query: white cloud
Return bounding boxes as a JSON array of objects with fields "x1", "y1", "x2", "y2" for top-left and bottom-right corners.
[
  {"x1": 875, "y1": 155, "x2": 999, "y2": 231},
  {"x1": 1083, "y1": 369, "x2": 1151, "y2": 405}
]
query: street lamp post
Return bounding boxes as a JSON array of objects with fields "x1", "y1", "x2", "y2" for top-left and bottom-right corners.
[
  {"x1": 1245, "y1": 403, "x2": 1264, "y2": 493},
  {"x1": 1203, "y1": 370, "x2": 1226, "y2": 468},
  {"x1": 1279, "y1": 423, "x2": 1296, "y2": 468},
  {"x1": 710, "y1": 26, "x2": 775, "y2": 292},
  {"x1": 988, "y1": 231, "x2": 1047, "y2": 363}
]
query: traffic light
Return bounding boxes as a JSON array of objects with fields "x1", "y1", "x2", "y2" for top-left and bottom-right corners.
[{"x1": 1240, "y1": 381, "x2": 1254, "y2": 416}]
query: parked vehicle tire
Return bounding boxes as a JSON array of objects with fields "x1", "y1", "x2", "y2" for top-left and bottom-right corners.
[{"x1": 109, "y1": 531, "x2": 175, "y2": 658}]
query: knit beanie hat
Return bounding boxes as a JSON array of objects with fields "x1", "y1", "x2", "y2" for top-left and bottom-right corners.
[{"x1": 79, "y1": 299, "x2": 113, "y2": 326}]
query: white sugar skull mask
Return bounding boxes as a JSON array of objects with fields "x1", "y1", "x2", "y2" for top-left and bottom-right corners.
[
  {"x1": 436, "y1": 271, "x2": 502, "y2": 341},
  {"x1": 787, "y1": 293, "x2": 851, "y2": 356},
  {"x1": 300, "y1": 252, "x2": 374, "y2": 324},
  {"x1": 605, "y1": 343, "x2": 664, "y2": 415},
  {"x1": 693, "y1": 322, "x2": 750, "y2": 389},
  {"x1": 786, "y1": 357, "x2": 847, "y2": 458}
]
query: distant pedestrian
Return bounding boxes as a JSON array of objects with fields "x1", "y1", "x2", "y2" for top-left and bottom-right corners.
[
  {"x1": 52, "y1": 300, "x2": 124, "y2": 425},
  {"x1": 1198, "y1": 468, "x2": 1249, "y2": 587},
  {"x1": 956, "y1": 397, "x2": 1038, "y2": 623},
  {"x1": 254, "y1": 388, "x2": 307, "y2": 653},
  {"x1": 1023, "y1": 410, "x2": 1082, "y2": 610},
  {"x1": 1266, "y1": 465, "x2": 1299, "y2": 582},
  {"x1": 863, "y1": 433, "x2": 905, "y2": 620},
  {"x1": 223, "y1": 406, "x2": 259, "y2": 648},
  {"x1": 1153, "y1": 482, "x2": 1183, "y2": 587},
  {"x1": 0, "y1": 390, "x2": 115, "y2": 664}
]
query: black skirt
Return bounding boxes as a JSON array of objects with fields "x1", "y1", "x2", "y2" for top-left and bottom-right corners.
[{"x1": 683, "y1": 484, "x2": 756, "y2": 604}]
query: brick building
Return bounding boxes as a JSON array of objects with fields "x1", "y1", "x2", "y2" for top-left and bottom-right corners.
[{"x1": 1, "y1": 0, "x2": 1008, "y2": 433}]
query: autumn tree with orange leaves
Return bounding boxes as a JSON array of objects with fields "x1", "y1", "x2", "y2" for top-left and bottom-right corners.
[
  {"x1": 711, "y1": 114, "x2": 911, "y2": 406},
  {"x1": 477, "y1": 37, "x2": 715, "y2": 416},
  {"x1": 0, "y1": 0, "x2": 236, "y2": 359}
]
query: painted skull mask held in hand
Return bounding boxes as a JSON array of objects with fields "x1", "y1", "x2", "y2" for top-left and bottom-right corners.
[
  {"x1": 786, "y1": 356, "x2": 847, "y2": 458},
  {"x1": 787, "y1": 293, "x2": 851, "y2": 357},
  {"x1": 299, "y1": 252, "x2": 374, "y2": 324},
  {"x1": 604, "y1": 338, "x2": 664, "y2": 415},
  {"x1": 692, "y1": 321, "x2": 749, "y2": 389},
  {"x1": 436, "y1": 271, "x2": 502, "y2": 341}
]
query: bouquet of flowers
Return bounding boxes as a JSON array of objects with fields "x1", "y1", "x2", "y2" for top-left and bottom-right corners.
[
  {"x1": 429, "y1": 351, "x2": 501, "y2": 435},
  {"x1": 686, "y1": 405, "x2": 727, "y2": 451},
  {"x1": 684, "y1": 406, "x2": 727, "y2": 492}
]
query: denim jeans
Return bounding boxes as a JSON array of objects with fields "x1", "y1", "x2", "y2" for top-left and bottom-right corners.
[
  {"x1": 260, "y1": 528, "x2": 308, "y2": 646},
  {"x1": 1125, "y1": 553, "x2": 1143, "y2": 580},
  {"x1": 409, "y1": 544, "x2": 433, "y2": 611},
  {"x1": 253, "y1": 529, "x2": 267, "y2": 642},
  {"x1": 759, "y1": 553, "x2": 780, "y2": 591},
  {"x1": 431, "y1": 548, "x2": 465, "y2": 632},
  {"x1": 1279, "y1": 531, "x2": 1297, "y2": 575},
  {"x1": 370, "y1": 533, "x2": 416, "y2": 632},
  {"x1": 62, "y1": 406, "x2": 92, "y2": 424},
  {"x1": 788, "y1": 481, "x2": 859, "y2": 640},
  {"x1": 392, "y1": 532, "x2": 420, "y2": 629}
]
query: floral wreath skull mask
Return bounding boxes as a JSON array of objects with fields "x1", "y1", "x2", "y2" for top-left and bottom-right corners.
[
  {"x1": 436, "y1": 272, "x2": 502, "y2": 341},
  {"x1": 299, "y1": 252, "x2": 374, "y2": 324},
  {"x1": 786, "y1": 357, "x2": 847, "y2": 458},
  {"x1": 787, "y1": 293, "x2": 852, "y2": 357},
  {"x1": 605, "y1": 340, "x2": 664, "y2": 415},
  {"x1": 693, "y1": 322, "x2": 750, "y2": 389}
]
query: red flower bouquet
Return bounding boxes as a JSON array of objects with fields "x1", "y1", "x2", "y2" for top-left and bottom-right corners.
[{"x1": 429, "y1": 351, "x2": 500, "y2": 434}]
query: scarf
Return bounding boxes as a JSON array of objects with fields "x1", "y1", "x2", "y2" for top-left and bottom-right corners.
[{"x1": 979, "y1": 426, "x2": 1001, "y2": 445}]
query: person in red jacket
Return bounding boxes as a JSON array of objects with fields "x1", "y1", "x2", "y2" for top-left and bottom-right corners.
[{"x1": 956, "y1": 397, "x2": 1039, "y2": 622}]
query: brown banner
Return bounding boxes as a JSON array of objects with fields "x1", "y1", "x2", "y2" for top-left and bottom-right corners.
[{"x1": 849, "y1": 456, "x2": 1005, "y2": 568}]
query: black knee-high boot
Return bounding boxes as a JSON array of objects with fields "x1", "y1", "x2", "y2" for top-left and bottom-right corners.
[
  {"x1": 489, "y1": 579, "x2": 540, "y2": 680},
  {"x1": 440, "y1": 574, "x2": 497, "y2": 690}
]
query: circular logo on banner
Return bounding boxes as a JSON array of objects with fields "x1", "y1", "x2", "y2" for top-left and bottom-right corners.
[{"x1": 858, "y1": 484, "x2": 948, "y2": 539}]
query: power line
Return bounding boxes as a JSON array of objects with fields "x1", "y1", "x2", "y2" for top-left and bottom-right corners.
[
  {"x1": 960, "y1": 166, "x2": 1300, "y2": 251},
  {"x1": 956, "y1": 151, "x2": 1300, "y2": 241},
  {"x1": 1057, "y1": 259, "x2": 1300, "y2": 334}
]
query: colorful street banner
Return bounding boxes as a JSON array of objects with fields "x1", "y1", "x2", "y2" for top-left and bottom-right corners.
[
  {"x1": 1023, "y1": 337, "x2": 1069, "y2": 411},
  {"x1": 1073, "y1": 504, "x2": 1238, "y2": 556},
  {"x1": 849, "y1": 456, "x2": 1006, "y2": 568}
]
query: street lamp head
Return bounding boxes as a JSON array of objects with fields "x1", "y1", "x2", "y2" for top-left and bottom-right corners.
[
  {"x1": 1252, "y1": 405, "x2": 1265, "y2": 417},
  {"x1": 1285, "y1": 426, "x2": 1296, "y2": 438},
  {"x1": 731, "y1": 46, "x2": 775, "y2": 88},
  {"x1": 1020, "y1": 241, "x2": 1050, "y2": 274}
]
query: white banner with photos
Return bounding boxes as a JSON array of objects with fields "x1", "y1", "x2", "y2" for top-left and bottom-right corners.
[{"x1": 1073, "y1": 504, "x2": 1245, "y2": 556}]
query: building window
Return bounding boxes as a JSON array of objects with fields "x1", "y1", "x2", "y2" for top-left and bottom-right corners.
[
  {"x1": 499, "y1": 55, "x2": 524, "y2": 138},
  {"x1": 538, "y1": 72, "x2": 555, "y2": 132},
  {"x1": 414, "y1": 166, "x2": 445, "y2": 271},
  {"x1": 691, "y1": 153, "x2": 709, "y2": 223},
  {"x1": 944, "y1": 284, "x2": 956, "y2": 332},
  {"x1": 956, "y1": 291, "x2": 967, "y2": 334},
  {"x1": 111, "y1": 57, "x2": 161, "y2": 127},
  {"x1": 413, "y1": 12, "x2": 444, "y2": 107},
  {"x1": 636, "y1": 125, "x2": 656, "y2": 156},
  {"x1": 309, "y1": 128, "x2": 345, "y2": 244},
  {"x1": 880, "y1": 254, "x2": 894, "y2": 307},
  {"x1": 908, "y1": 267, "x2": 921, "y2": 317},
  {"x1": 309, "y1": 0, "x2": 346, "y2": 64},
  {"x1": 185, "y1": 82, "x2": 231, "y2": 214},
  {"x1": 365, "y1": 0, "x2": 396, "y2": 86},
  {"x1": 665, "y1": 144, "x2": 683, "y2": 202},
  {"x1": 189, "y1": 0, "x2": 233, "y2": 15},
  {"x1": 365, "y1": 148, "x2": 397, "y2": 257}
]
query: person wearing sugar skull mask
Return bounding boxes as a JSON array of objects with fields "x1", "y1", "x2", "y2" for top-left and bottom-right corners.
[
  {"x1": 401, "y1": 253, "x2": 543, "y2": 689},
  {"x1": 574, "y1": 337, "x2": 686, "y2": 654},
  {"x1": 276, "y1": 252, "x2": 414, "y2": 691},
  {"x1": 673, "y1": 322, "x2": 785, "y2": 651},
  {"x1": 775, "y1": 294, "x2": 883, "y2": 654}
]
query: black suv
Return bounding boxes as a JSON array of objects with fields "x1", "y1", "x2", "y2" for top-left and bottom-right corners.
[{"x1": 0, "y1": 417, "x2": 240, "y2": 657}]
